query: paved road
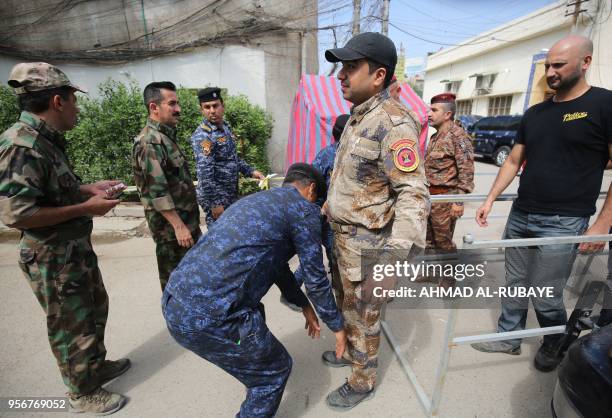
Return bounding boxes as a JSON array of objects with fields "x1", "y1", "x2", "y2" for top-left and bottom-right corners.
[{"x1": 0, "y1": 161, "x2": 609, "y2": 417}]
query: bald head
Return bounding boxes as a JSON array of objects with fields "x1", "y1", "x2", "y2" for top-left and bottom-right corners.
[
  {"x1": 549, "y1": 35, "x2": 593, "y2": 60},
  {"x1": 545, "y1": 35, "x2": 592, "y2": 93}
]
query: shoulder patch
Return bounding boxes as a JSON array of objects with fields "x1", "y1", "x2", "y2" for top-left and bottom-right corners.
[
  {"x1": 200, "y1": 139, "x2": 213, "y2": 156},
  {"x1": 390, "y1": 139, "x2": 419, "y2": 172}
]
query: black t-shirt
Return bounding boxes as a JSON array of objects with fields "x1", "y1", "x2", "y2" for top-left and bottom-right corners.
[{"x1": 515, "y1": 86, "x2": 612, "y2": 216}]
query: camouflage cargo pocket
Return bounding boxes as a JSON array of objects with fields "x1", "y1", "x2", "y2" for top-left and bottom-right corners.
[
  {"x1": 56, "y1": 241, "x2": 83, "y2": 298},
  {"x1": 18, "y1": 247, "x2": 39, "y2": 281}
]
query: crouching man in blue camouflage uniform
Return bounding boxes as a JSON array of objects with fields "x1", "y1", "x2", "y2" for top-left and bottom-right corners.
[
  {"x1": 0, "y1": 63, "x2": 129, "y2": 414},
  {"x1": 162, "y1": 163, "x2": 347, "y2": 417},
  {"x1": 189, "y1": 87, "x2": 265, "y2": 226}
]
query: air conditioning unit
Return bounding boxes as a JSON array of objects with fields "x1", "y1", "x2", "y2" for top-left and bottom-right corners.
[{"x1": 475, "y1": 87, "x2": 491, "y2": 96}]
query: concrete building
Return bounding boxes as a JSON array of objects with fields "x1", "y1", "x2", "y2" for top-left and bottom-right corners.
[
  {"x1": 0, "y1": 0, "x2": 319, "y2": 172},
  {"x1": 423, "y1": 0, "x2": 612, "y2": 117}
]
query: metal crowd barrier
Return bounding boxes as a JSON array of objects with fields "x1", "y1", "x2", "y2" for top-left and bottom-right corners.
[{"x1": 380, "y1": 191, "x2": 611, "y2": 417}]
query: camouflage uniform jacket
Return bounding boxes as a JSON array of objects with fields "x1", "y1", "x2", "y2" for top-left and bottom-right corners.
[
  {"x1": 132, "y1": 118, "x2": 200, "y2": 244},
  {"x1": 0, "y1": 112, "x2": 91, "y2": 241},
  {"x1": 327, "y1": 89, "x2": 429, "y2": 250},
  {"x1": 190, "y1": 118, "x2": 254, "y2": 209},
  {"x1": 425, "y1": 123, "x2": 474, "y2": 194},
  {"x1": 165, "y1": 186, "x2": 343, "y2": 332}
]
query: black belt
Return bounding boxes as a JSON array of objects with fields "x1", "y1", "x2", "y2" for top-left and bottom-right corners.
[{"x1": 329, "y1": 221, "x2": 378, "y2": 236}]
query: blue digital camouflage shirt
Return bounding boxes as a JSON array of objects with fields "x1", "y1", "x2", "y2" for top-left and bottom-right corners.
[
  {"x1": 294, "y1": 142, "x2": 338, "y2": 286},
  {"x1": 190, "y1": 118, "x2": 254, "y2": 210},
  {"x1": 164, "y1": 185, "x2": 344, "y2": 332},
  {"x1": 312, "y1": 141, "x2": 339, "y2": 189}
]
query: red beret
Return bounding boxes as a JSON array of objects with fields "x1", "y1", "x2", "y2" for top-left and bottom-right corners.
[{"x1": 431, "y1": 93, "x2": 456, "y2": 104}]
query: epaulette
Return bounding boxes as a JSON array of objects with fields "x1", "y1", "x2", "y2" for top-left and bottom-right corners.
[
  {"x1": 6, "y1": 122, "x2": 38, "y2": 149},
  {"x1": 140, "y1": 128, "x2": 163, "y2": 145},
  {"x1": 382, "y1": 101, "x2": 420, "y2": 129},
  {"x1": 200, "y1": 123, "x2": 212, "y2": 132}
]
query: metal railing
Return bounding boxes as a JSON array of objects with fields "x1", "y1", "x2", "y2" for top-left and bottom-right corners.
[{"x1": 381, "y1": 191, "x2": 610, "y2": 417}]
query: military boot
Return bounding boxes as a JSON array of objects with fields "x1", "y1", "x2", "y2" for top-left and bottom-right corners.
[
  {"x1": 98, "y1": 358, "x2": 131, "y2": 386},
  {"x1": 69, "y1": 387, "x2": 127, "y2": 415},
  {"x1": 326, "y1": 380, "x2": 374, "y2": 410},
  {"x1": 322, "y1": 351, "x2": 352, "y2": 367}
]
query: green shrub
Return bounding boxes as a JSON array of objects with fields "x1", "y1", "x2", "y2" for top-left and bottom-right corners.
[
  {"x1": 66, "y1": 79, "x2": 146, "y2": 184},
  {"x1": 0, "y1": 86, "x2": 20, "y2": 133},
  {"x1": 0, "y1": 80, "x2": 273, "y2": 197}
]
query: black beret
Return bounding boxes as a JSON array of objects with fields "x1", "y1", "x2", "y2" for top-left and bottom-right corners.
[
  {"x1": 198, "y1": 87, "x2": 222, "y2": 103},
  {"x1": 332, "y1": 114, "x2": 350, "y2": 142}
]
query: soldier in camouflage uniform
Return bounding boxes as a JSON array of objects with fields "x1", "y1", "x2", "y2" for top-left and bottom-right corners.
[
  {"x1": 189, "y1": 87, "x2": 265, "y2": 226},
  {"x1": 132, "y1": 82, "x2": 201, "y2": 291},
  {"x1": 0, "y1": 63, "x2": 129, "y2": 414},
  {"x1": 163, "y1": 163, "x2": 347, "y2": 417},
  {"x1": 425, "y1": 93, "x2": 474, "y2": 254},
  {"x1": 322, "y1": 33, "x2": 430, "y2": 409}
]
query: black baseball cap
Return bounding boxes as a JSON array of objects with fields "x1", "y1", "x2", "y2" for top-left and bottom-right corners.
[{"x1": 325, "y1": 32, "x2": 397, "y2": 70}]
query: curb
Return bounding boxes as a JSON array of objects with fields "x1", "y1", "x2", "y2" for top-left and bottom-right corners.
[{"x1": 0, "y1": 219, "x2": 151, "y2": 241}]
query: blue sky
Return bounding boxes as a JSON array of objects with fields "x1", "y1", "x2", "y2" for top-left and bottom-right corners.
[{"x1": 318, "y1": 0, "x2": 560, "y2": 75}]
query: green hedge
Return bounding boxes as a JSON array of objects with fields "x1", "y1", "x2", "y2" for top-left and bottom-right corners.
[{"x1": 0, "y1": 80, "x2": 272, "y2": 195}]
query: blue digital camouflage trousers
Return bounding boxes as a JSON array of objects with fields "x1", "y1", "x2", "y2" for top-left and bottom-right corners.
[{"x1": 163, "y1": 294, "x2": 292, "y2": 417}]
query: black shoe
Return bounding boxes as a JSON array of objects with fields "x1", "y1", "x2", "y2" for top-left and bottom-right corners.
[
  {"x1": 279, "y1": 295, "x2": 302, "y2": 312},
  {"x1": 322, "y1": 351, "x2": 352, "y2": 368},
  {"x1": 99, "y1": 358, "x2": 131, "y2": 386},
  {"x1": 326, "y1": 381, "x2": 374, "y2": 410},
  {"x1": 534, "y1": 342, "x2": 562, "y2": 372}
]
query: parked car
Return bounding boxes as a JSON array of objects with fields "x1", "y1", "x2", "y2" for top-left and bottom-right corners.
[
  {"x1": 456, "y1": 114, "x2": 483, "y2": 135},
  {"x1": 471, "y1": 115, "x2": 522, "y2": 166}
]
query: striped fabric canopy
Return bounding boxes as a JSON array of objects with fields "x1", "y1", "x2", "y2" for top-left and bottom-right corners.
[{"x1": 285, "y1": 74, "x2": 429, "y2": 170}]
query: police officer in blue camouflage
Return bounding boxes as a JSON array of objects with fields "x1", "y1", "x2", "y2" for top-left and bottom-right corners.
[
  {"x1": 190, "y1": 87, "x2": 265, "y2": 226},
  {"x1": 162, "y1": 163, "x2": 347, "y2": 417},
  {"x1": 313, "y1": 114, "x2": 349, "y2": 190},
  {"x1": 292, "y1": 115, "x2": 349, "y2": 294}
]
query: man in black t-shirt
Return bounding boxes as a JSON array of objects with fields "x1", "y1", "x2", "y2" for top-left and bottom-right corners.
[{"x1": 472, "y1": 35, "x2": 612, "y2": 372}]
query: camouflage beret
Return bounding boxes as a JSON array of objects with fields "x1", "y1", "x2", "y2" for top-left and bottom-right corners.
[
  {"x1": 431, "y1": 93, "x2": 456, "y2": 104},
  {"x1": 7, "y1": 62, "x2": 86, "y2": 95}
]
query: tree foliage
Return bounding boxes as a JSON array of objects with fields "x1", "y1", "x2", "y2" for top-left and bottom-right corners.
[{"x1": 0, "y1": 80, "x2": 272, "y2": 195}]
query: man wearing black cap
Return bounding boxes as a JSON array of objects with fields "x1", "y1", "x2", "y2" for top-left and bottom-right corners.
[
  {"x1": 322, "y1": 32, "x2": 429, "y2": 409},
  {"x1": 190, "y1": 87, "x2": 265, "y2": 226},
  {"x1": 163, "y1": 163, "x2": 346, "y2": 417}
]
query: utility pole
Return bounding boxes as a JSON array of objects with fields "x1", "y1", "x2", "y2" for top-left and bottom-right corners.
[
  {"x1": 381, "y1": 0, "x2": 390, "y2": 36},
  {"x1": 352, "y1": 0, "x2": 361, "y2": 36},
  {"x1": 572, "y1": 0, "x2": 582, "y2": 32}
]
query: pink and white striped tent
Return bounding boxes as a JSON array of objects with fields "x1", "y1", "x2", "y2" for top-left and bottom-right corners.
[{"x1": 285, "y1": 74, "x2": 428, "y2": 170}]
